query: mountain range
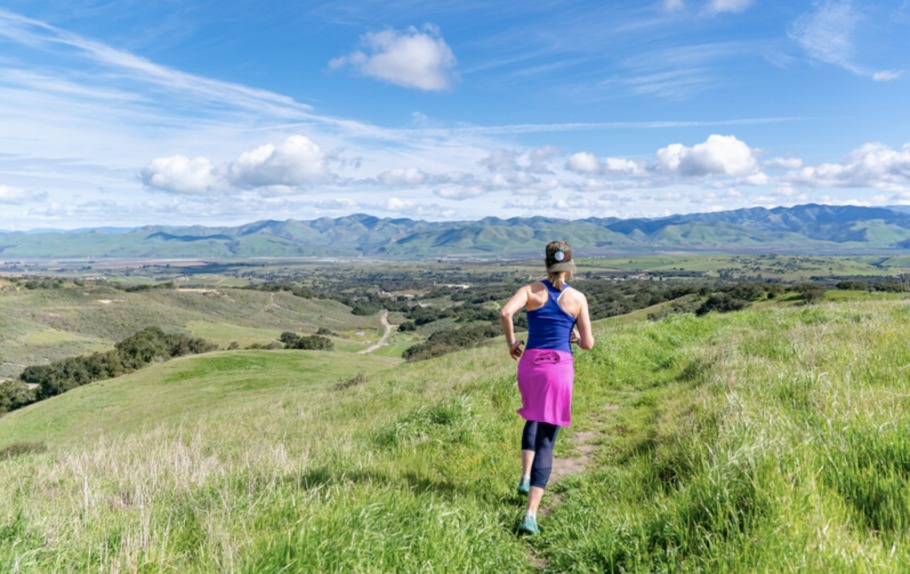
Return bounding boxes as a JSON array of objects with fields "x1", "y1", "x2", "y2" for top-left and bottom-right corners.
[{"x1": 2, "y1": 203, "x2": 910, "y2": 259}]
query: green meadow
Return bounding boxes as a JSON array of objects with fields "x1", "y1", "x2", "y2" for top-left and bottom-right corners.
[
  {"x1": 0, "y1": 284, "x2": 382, "y2": 379},
  {"x1": 2, "y1": 292, "x2": 910, "y2": 572}
]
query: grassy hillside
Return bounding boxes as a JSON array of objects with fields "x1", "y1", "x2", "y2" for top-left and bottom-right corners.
[
  {"x1": 2, "y1": 296, "x2": 910, "y2": 571},
  {"x1": 0, "y1": 285, "x2": 382, "y2": 378}
]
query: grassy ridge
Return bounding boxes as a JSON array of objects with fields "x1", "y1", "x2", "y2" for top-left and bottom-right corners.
[
  {"x1": 0, "y1": 286, "x2": 381, "y2": 378},
  {"x1": 2, "y1": 297, "x2": 910, "y2": 571}
]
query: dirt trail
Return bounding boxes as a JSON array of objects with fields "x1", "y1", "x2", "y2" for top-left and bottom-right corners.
[
  {"x1": 525, "y1": 403, "x2": 620, "y2": 570},
  {"x1": 547, "y1": 404, "x2": 618, "y2": 488},
  {"x1": 358, "y1": 310, "x2": 392, "y2": 354}
]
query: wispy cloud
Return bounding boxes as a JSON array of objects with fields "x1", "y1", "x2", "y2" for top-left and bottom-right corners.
[
  {"x1": 0, "y1": 184, "x2": 47, "y2": 204},
  {"x1": 705, "y1": 0, "x2": 753, "y2": 15},
  {"x1": 788, "y1": 0, "x2": 902, "y2": 80},
  {"x1": 0, "y1": 8, "x2": 311, "y2": 117}
]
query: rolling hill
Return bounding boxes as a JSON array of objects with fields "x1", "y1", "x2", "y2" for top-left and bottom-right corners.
[
  {"x1": 0, "y1": 284, "x2": 385, "y2": 379},
  {"x1": 2, "y1": 204, "x2": 910, "y2": 260},
  {"x1": 2, "y1": 295, "x2": 910, "y2": 571}
]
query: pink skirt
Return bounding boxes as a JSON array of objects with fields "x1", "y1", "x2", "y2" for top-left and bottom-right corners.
[{"x1": 516, "y1": 348, "x2": 574, "y2": 427}]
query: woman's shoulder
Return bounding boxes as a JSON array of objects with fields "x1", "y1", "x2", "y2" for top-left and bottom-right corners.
[{"x1": 564, "y1": 285, "x2": 587, "y2": 301}]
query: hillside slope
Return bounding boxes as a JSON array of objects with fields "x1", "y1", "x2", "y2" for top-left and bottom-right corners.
[
  {"x1": 2, "y1": 296, "x2": 910, "y2": 571},
  {"x1": 0, "y1": 285, "x2": 382, "y2": 378}
]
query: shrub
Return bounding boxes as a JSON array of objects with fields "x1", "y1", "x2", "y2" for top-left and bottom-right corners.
[
  {"x1": 795, "y1": 282, "x2": 826, "y2": 303},
  {"x1": 695, "y1": 293, "x2": 748, "y2": 316},
  {"x1": 0, "y1": 380, "x2": 36, "y2": 414},
  {"x1": 15, "y1": 328, "x2": 215, "y2": 407},
  {"x1": 403, "y1": 324, "x2": 499, "y2": 361},
  {"x1": 836, "y1": 280, "x2": 868, "y2": 290},
  {"x1": 280, "y1": 332, "x2": 334, "y2": 351}
]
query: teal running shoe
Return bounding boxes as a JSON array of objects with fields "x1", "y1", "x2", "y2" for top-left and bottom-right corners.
[
  {"x1": 518, "y1": 512, "x2": 540, "y2": 535},
  {"x1": 517, "y1": 476, "x2": 531, "y2": 495}
]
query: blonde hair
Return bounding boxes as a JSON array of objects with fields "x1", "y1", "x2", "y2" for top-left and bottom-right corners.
[{"x1": 548, "y1": 270, "x2": 571, "y2": 291}]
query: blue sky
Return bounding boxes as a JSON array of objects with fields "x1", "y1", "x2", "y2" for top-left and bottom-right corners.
[{"x1": 0, "y1": 0, "x2": 908, "y2": 230}]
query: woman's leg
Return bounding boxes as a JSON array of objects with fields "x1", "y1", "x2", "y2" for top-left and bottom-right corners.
[
  {"x1": 526, "y1": 422, "x2": 559, "y2": 515},
  {"x1": 521, "y1": 420, "x2": 537, "y2": 478}
]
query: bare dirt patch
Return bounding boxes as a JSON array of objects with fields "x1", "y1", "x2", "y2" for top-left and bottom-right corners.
[{"x1": 550, "y1": 430, "x2": 601, "y2": 482}]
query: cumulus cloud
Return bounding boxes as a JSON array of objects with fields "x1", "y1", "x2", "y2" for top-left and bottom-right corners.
[
  {"x1": 656, "y1": 134, "x2": 759, "y2": 177},
  {"x1": 329, "y1": 25, "x2": 457, "y2": 91},
  {"x1": 764, "y1": 156, "x2": 804, "y2": 170},
  {"x1": 228, "y1": 135, "x2": 328, "y2": 188},
  {"x1": 788, "y1": 142, "x2": 910, "y2": 190},
  {"x1": 566, "y1": 152, "x2": 599, "y2": 173},
  {"x1": 140, "y1": 156, "x2": 218, "y2": 195},
  {"x1": 480, "y1": 146, "x2": 560, "y2": 173},
  {"x1": 565, "y1": 152, "x2": 644, "y2": 176},
  {"x1": 0, "y1": 184, "x2": 46, "y2": 204},
  {"x1": 143, "y1": 135, "x2": 331, "y2": 195}
]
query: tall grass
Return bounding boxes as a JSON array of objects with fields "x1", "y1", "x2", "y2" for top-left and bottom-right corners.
[{"x1": 2, "y1": 298, "x2": 910, "y2": 571}]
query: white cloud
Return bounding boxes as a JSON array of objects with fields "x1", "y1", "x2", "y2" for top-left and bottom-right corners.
[
  {"x1": 788, "y1": 142, "x2": 910, "y2": 190},
  {"x1": 764, "y1": 156, "x2": 804, "y2": 170},
  {"x1": 566, "y1": 152, "x2": 644, "y2": 176},
  {"x1": 872, "y1": 70, "x2": 902, "y2": 81},
  {"x1": 377, "y1": 167, "x2": 428, "y2": 186},
  {"x1": 656, "y1": 134, "x2": 759, "y2": 177},
  {"x1": 330, "y1": 25, "x2": 457, "y2": 91},
  {"x1": 788, "y1": 1, "x2": 902, "y2": 80},
  {"x1": 143, "y1": 135, "x2": 331, "y2": 195},
  {"x1": 566, "y1": 152, "x2": 599, "y2": 173},
  {"x1": 554, "y1": 194, "x2": 617, "y2": 211},
  {"x1": 434, "y1": 184, "x2": 486, "y2": 200},
  {"x1": 481, "y1": 146, "x2": 560, "y2": 173},
  {"x1": 0, "y1": 184, "x2": 46, "y2": 204},
  {"x1": 386, "y1": 197, "x2": 414, "y2": 211},
  {"x1": 665, "y1": 0, "x2": 686, "y2": 11},
  {"x1": 604, "y1": 157, "x2": 645, "y2": 175},
  {"x1": 228, "y1": 135, "x2": 328, "y2": 188},
  {"x1": 140, "y1": 156, "x2": 217, "y2": 195},
  {"x1": 707, "y1": 0, "x2": 753, "y2": 14},
  {"x1": 384, "y1": 197, "x2": 456, "y2": 218},
  {"x1": 789, "y1": 1, "x2": 859, "y2": 71}
]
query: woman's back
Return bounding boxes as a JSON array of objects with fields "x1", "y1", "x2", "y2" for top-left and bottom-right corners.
[{"x1": 525, "y1": 280, "x2": 577, "y2": 353}]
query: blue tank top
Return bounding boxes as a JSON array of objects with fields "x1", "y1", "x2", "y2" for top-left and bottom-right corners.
[{"x1": 525, "y1": 280, "x2": 577, "y2": 353}]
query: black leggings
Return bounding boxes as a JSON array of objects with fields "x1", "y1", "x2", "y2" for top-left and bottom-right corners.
[{"x1": 521, "y1": 420, "x2": 560, "y2": 489}]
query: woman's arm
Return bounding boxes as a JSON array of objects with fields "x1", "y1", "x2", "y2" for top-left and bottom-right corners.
[
  {"x1": 574, "y1": 293, "x2": 595, "y2": 350},
  {"x1": 500, "y1": 286, "x2": 529, "y2": 360}
]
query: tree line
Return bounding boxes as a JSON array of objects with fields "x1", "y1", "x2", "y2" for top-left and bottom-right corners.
[{"x1": 0, "y1": 327, "x2": 215, "y2": 415}]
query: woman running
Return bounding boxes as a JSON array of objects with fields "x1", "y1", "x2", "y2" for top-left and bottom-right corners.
[{"x1": 499, "y1": 240, "x2": 594, "y2": 535}]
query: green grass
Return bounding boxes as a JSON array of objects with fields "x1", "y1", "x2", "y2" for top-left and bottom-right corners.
[
  {"x1": 0, "y1": 285, "x2": 381, "y2": 378},
  {"x1": 3, "y1": 297, "x2": 910, "y2": 571},
  {"x1": 0, "y1": 350, "x2": 400, "y2": 447},
  {"x1": 184, "y1": 320, "x2": 283, "y2": 347}
]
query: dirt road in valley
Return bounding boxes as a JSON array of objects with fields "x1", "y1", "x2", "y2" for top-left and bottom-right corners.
[{"x1": 358, "y1": 310, "x2": 392, "y2": 354}]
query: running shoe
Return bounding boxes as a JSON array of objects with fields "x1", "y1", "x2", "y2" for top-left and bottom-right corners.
[
  {"x1": 517, "y1": 476, "x2": 531, "y2": 495},
  {"x1": 518, "y1": 512, "x2": 540, "y2": 535}
]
